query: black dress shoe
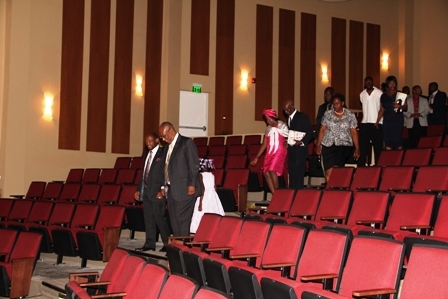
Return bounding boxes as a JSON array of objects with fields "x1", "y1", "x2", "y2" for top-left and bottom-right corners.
[
  {"x1": 135, "y1": 246, "x2": 155, "y2": 252},
  {"x1": 159, "y1": 246, "x2": 167, "y2": 252}
]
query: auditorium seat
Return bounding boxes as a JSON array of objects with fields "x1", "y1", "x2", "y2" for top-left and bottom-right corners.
[
  {"x1": 0, "y1": 229, "x2": 18, "y2": 262},
  {"x1": 77, "y1": 184, "x2": 101, "y2": 204},
  {"x1": 243, "y1": 134, "x2": 262, "y2": 145},
  {"x1": 207, "y1": 155, "x2": 225, "y2": 169},
  {"x1": 209, "y1": 136, "x2": 225, "y2": 146},
  {"x1": 194, "y1": 287, "x2": 232, "y2": 299},
  {"x1": 82, "y1": 168, "x2": 101, "y2": 184},
  {"x1": 287, "y1": 189, "x2": 322, "y2": 222},
  {"x1": 8, "y1": 200, "x2": 53, "y2": 232},
  {"x1": 3, "y1": 199, "x2": 33, "y2": 228},
  {"x1": 378, "y1": 166, "x2": 414, "y2": 193},
  {"x1": 65, "y1": 169, "x2": 84, "y2": 184},
  {"x1": 325, "y1": 167, "x2": 354, "y2": 190},
  {"x1": 303, "y1": 190, "x2": 352, "y2": 227},
  {"x1": 225, "y1": 155, "x2": 247, "y2": 170},
  {"x1": 193, "y1": 137, "x2": 208, "y2": 147},
  {"x1": 158, "y1": 274, "x2": 199, "y2": 299},
  {"x1": 213, "y1": 169, "x2": 225, "y2": 187},
  {"x1": 41, "y1": 182, "x2": 63, "y2": 201},
  {"x1": 248, "y1": 154, "x2": 264, "y2": 192},
  {"x1": 431, "y1": 147, "x2": 448, "y2": 165},
  {"x1": 226, "y1": 135, "x2": 243, "y2": 146},
  {"x1": 402, "y1": 148, "x2": 432, "y2": 167},
  {"x1": 412, "y1": 165, "x2": 448, "y2": 193},
  {"x1": 208, "y1": 145, "x2": 227, "y2": 156},
  {"x1": 376, "y1": 149, "x2": 404, "y2": 166},
  {"x1": 97, "y1": 184, "x2": 121, "y2": 205},
  {"x1": 98, "y1": 168, "x2": 118, "y2": 185},
  {"x1": 417, "y1": 135, "x2": 442, "y2": 150},
  {"x1": 0, "y1": 198, "x2": 14, "y2": 228},
  {"x1": 0, "y1": 232, "x2": 42, "y2": 298},
  {"x1": 10, "y1": 181, "x2": 46, "y2": 200},
  {"x1": 59, "y1": 183, "x2": 82, "y2": 202},
  {"x1": 133, "y1": 169, "x2": 142, "y2": 185},
  {"x1": 227, "y1": 144, "x2": 247, "y2": 156},
  {"x1": 113, "y1": 157, "x2": 131, "y2": 169},
  {"x1": 197, "y1": 146, "x2": 208, "y2": 158},
  {"x1": 349, "y1": 166, "x2": 381, "y2": 191},
  {"x1": 117, "y1": 185, "x2": 138, "y2": 206},
  {"x1": 248, "y1": 188, "x2": 295, "y2": 218},
  {"x1": 216, "y1": 168, "x2": 249, "y2": 212},
  {"x1": 129, "y1": 156, "x2": 143, "y2": 169},
  {"x1": 426, "y1": 124, "x2": 445, "y2": 136}
]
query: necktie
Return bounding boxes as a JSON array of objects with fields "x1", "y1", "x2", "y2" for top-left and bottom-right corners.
[
  {"x1": 164, "y1": 146, "x2": 172, "y2": 184},
  {"x1": 429, "y1": 94, "x2": 434, "y2": 104},
  {"x1": 144, "y1": 150, "x2": 153, "y2": 181}
]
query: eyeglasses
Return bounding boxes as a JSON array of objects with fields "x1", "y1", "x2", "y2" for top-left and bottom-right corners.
[{"x1": 159, "y1": 127, "x2": 171, "y2": 139}]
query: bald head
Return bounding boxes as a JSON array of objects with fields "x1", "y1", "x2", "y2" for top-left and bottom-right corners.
[{"x1": 158, "y1": 122, "x2": 177, "y2": 144}]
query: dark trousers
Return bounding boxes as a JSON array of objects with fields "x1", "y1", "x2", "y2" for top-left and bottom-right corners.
[
  {"x1": 288, "y1": 152, "x2": 307, "y2": 190},
  {"x1": 143, "y1": 198, "x2": 170, "y2": 248},
  {"x1": 167, "y1": 196, "x2": 196, "y2": 236},
  {"x1": 358, "y1": 123, "x2": 384, "y2": 166},
  {"x1": 408, "y1": 119, "x2": 427, "y2": 148}
]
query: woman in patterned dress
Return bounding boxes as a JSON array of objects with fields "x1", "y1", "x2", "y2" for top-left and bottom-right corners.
[
  {"x1": 250, "y1": 108, "x2": 289, "y2": 194},
  {"x1": 316, "y1": 93, "x2": 360, "y2": 182}
]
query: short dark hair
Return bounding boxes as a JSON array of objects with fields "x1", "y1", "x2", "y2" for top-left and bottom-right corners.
[
  {"x1": 429, "y1": 82, "x2": 439, "y2": 89},
  {"x1": 331, "y1": 93, "x2": 345, "y2": 103},
  {"x1": 385, "y1": 75, "x2": 398, "y2": 86}
]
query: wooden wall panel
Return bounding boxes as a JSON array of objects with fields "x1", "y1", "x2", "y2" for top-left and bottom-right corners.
[
  {"x1": 59, "y1": 0, "x2": 85, "y2": 150},
  {"x1": 86, "y1": 0, "x2": 110, "y2": 152},
  {"x1": 255, "y1": 5, "x2": 273, "y2": 121},
  {"x1": 144, "y1": 0, "x2": 164, "y2": 135},
  {"x1": 190, "y1": 0, "x2": 210, "y2": 75},
  {"x1": 348, "y1": 20, "x2": 364, "y2": 110},
  {"x1": 366, "y1": 23, "x2": 381, "y2": 87},
  {"x1": 300, "y1": 12, "x2": 316, "y2": 122},
  {"x1": 214, "y1": 0, "x2": 235, "y2": 135},
  {"x1": 331, "y1": 17, "x2": 346, "y2": 96},
  {"x1": 111, "y1": 0, "x2": 134, "y2": 154},
  {"x1": 278, "y1": 9, "x2": 295, "y2": 121}
]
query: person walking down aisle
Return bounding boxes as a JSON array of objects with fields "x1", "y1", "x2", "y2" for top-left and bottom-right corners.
[
  {"x1": 158, "y1": 122, "x2": 202, "y2": 236},
  {"x1": 427, "y1": 82, "x2": 447, "y2": 126},
  {"x1": 190, "y1": 159, "x2": 225, "y2": 234},
  {"x1": 378, "y1": 76, "x2": 407, "y2": 150},
  {"x1": 283, "y1": 100, "x2": 313, "y2": 190},
  {"x1": 250, "y1": 108, "x2": 289, "y2": 194},
  {"x1": 134, "y1": 133, "x2": 170, "y2": 252},
  {"x1": 404, "y1": 85, "x2": 429, "y2": 148},
  {"x1": 316, "y1": 93, "x2": 360, "y2": 182}
]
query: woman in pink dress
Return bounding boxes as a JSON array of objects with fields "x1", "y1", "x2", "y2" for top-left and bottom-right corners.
[{"x1": 250, "y1": 108, "x2": 289, "y2": 194}]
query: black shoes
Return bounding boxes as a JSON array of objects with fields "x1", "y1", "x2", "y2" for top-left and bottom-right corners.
[
  {"x1": 135, "y1": 246, "x2": 155, "y2": 252},
  {"x1": 159, "y1": 246, "x2": 167, "y2": 252}
]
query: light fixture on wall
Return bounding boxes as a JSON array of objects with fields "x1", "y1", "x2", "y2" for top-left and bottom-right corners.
[
  {"x1": 240, "y1": 71, "x2": 249, "y2": 90},
  {"x1": 321, "y1": 65, "x2": 329, "y2": 82},
  {"x1": 382, "y1": 53, "x2": 389, "y2": 70},
  {"x1": 135, "y1": 74, "x2": 144, "y2": 96},
  {"x1": 43, "y1": 93, "x2": 54, "y2": 120}
]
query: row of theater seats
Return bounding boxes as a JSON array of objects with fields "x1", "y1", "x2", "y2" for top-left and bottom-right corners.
[
  {"x1": 0, "y1": 229, "x2": 42, "y2": 298},
  {"x1": 64, "y1": 247, "x2": 231, "y2": 299},
  {"x1": 376, "y1": 146, "x2": 448, "y2": 166},
  {"x1": 166, "y1": 213, "x2": 448, "y2": 299},
  {"x1": 193, "y1": 135, "x2": 263, "y2": 147},
  {"x1": 0, "y1": 199, "x2": 124, "y2": 268}
]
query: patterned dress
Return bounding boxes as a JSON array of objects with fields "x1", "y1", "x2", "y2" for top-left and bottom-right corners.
[{"x1": 264, "y1": 121, "x2": 289, "y2": 176}]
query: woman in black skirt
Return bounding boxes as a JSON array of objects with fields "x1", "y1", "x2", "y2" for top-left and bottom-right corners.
[{"x1": 316, "y1": 93, "x2": 360, "y2": 182}]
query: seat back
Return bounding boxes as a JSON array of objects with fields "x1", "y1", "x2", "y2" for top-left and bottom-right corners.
[
  {"x1": 77, "y1": 184, "x2": 101, "y2": 203},
  {"x1": 134, "y1": 169, "x2": 143, "y2": 185},
  {"x1": 59, "y1": 183, "x2": 81, "y2": 202},
  {"x1": 99, "y1": 168, "x2": 118, "y2": 185},
  {"x1": 208, "y1": 216, "x2": 242, "y2": 250},
  {"x1": 208, "y1": 145, "x2": 227, "y2": 156},
  {"x1": 433, "y1": 196, "x2": 448, "y2": 238},
  {"x1": 376, "y1": 150, "x2": 404, "y2": 166},
  {"x1": 417, "y1": 135, "x2": 442, "y2": 150},
  {"x1": 26, "y1": 201, "x2": 53, "y2": 225},
  {"x1": 225, "y1": 155, "x2": 247, "y2": 170},
  {"x1": 315, "y1": 190, "x2": 352, "y2": 223},
  {"x1": 25, "y1": 181, "x2": 47, "y2": 200},
  {"x1": 99, "y1": 247, "x2": 129, "y2": 282},
  {"x1": 213, "y1": 169, "x2": 225, "y2": 187},
  {"x1": 0, "y1": 229, "x2": 18, "y2": 262},
  {"x1": 193, "y1": 137, "x2": 208, "y2": 147},
  {"x1": 130, "y1": 156, "x2": 143, "y2": 169},
  {"x1": 227, "y1": 144, "x2": 247, "y2": 156},
  {"x1": 114, "y1": 157, "x2": 131, "y2": 169},
  {"x1": 207, "y1": 155, "x2": 225, "y2": 169},
  {"x1": 221, "y1": 169, "x2": 249, "y2": 203},
  {"x1": 226, "y1": 135, "x2": 243, "y2": 146},
  {"x1": 115, "y1": 169, "x2": 137, "y2": 185},
  {"x1": 337, "y1": 236, "x2": 404, "y2": 298},
  {"x1": 326, "y1": 167, "x2": 354, "y2": 189},
  {"x1": 98, "y1": 184, "x2": 121, "y2": 205},
  {"x1": 94, "y1": 205, "x2": 125, "y2": 232},
  {"x1": 265, "y1": 189, "x2": 295, "y2": 217},
  {"x1": 117, "y1": 185, "x2": 138, "y2": 206},
  {"x1": 71, "y1": 204, "x2": 99, "y2": 228},
  {"x1": 82, "y1": 168, "x2": 101, "y2": 184},
  {"x1": 288, "y1": 189, "x2": 322, "y2": 220},
  {"x1": 11, "y1": 231, "x2": 42, "y2": 260},
  {"x1": 197, "y1": 146, "x2": 208, "y2": 158},
  {"x1": 296, "y1": 229, "x2": 350, "y2": 291},
  {"x1": 432, "y1": 147, "x2": 448, "y2": 165},
  {"x1": 426, "y1": 124, "x2": 445, "y2": 136},
  {"x1": 346, "y1": 191, "x2": 390, "y2": 227},
  {"x1": 193, "y1": 213, "x2": 222, "y2": 243},
  {"x1": 378, "y1": 166, "x2": 414, "y2": 192},
  {"x1": 42, "y1": 182, "x2": 63, "y2": 201},
  {"x1": 66, "y1": 169, "x2": 84, "y2": 184},
  {"x1": 243, "y1": 134, "x2": 262, "y2": 145},
  {"x1": 402, "y1": 148, "x2": 432, "y2": 166},
  {"x1": 413, "y1": 166, "x2": 448, "y2": 193},
  {"x1": 158, "y1": 274, "x2": 199, "y2": 299},
  {"x1": 7, "y1": 200, "x2": 33, "y2": 223},
  {"x1": 0, "y1": 198, "x2": 14, "y2": 221},
  {"x1": 350, "y1": 166, "x2": 381, "y2": 191},
  {"x1": 385, "y1": 193, "x2": 435, "y2": 232},
  {"x1": 248, "y1": 144, "x2": 261, "y2": 156},
  {"x1": 108, "y1": 255, "x2": 145, "y2": 293},
  {"x1": 209, "y1": 136, "x2": 225, "y2": 146},
  {"x1": 400, "y1": 245, "x2": 448, "y2": 298},
  {"x1": 47, "y1": 202, "x2": 76, "y2": 228},
  {"x1": 128, "y1": 263, "x2": 169, "y2": 299}
]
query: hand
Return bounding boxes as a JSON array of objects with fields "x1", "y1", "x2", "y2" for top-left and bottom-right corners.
[
  {"x1": 373, "y1": 122, "x2": 379, "y2": 128},
  {"x1": 353, "y1": 148, "x2": 360, "y2": 161},
  {"x1": 156, "y1": 191, "x2": 164, "y2": 200},
  {"x1": 187, "y1": 186, "x2": 196, "y2": 196},
  {"x1": 393, "y1": 102, "x2": 401, "y2": 109},
  {"x1": 315, "y1": 148, "x2": 321, "y2": 156},
  {"x1": 283, "y1": 141, "x2": 288, "y2": 148},
  {"x1": 250, "y1": 158, "x2": 258, "y2": 166},
  {"x1": 294, "y1": 140, "x2": 303, "y2": 146},
  {"x1": 134, "y1": 191, "x2": 140, "y2": 202},
  {"x1": 160, "y1": 189, "x2": 166, "y2": 197}
]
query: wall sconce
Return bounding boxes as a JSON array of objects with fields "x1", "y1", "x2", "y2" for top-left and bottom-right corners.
[
  {"x1": 135, "y1": 75, "x2": 144, "y2": 96},
  {"x1": 382, "y1": 53, "x2": 389, "y2": 70},
  {"x1": 43, "y1": 93, "x2": 53, "y2": 121},
  {"x1": 321, "y1": 65, "x2": 329, "y2": 82},
  {"x1": 240, "y1": 71, "x2": 249, "y2": 90}
]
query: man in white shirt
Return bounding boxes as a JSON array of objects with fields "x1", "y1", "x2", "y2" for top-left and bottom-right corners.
[{"x1": 358, "y1": 76, "x2": 384, "y2": 166}]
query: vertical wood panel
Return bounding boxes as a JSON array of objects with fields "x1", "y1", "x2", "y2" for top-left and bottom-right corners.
[
  {"x1": 86, "y1": 0, "x2": 110, "y2": 152},
  {"x1": 214, "y1": 0, "x2": 235, "y2": 135},
  {"x1": 190, "y1": 0, "x2": 210, "y2": 75},
  {"x1": 331, "y1": 17, "x2": 346, "y2": 96},
  {"x1": 59, "y1": 0, "x2": 85, "y2": 150},
  {"x1": 278, "y1": 9, "x2": 295, "y2": 121},
  {"x1": 300, "y1": 13, "x2": 316, "y2": 121},
  {"x1": 111, "y1": 0, "x2": 134, "y2": 154},
  {"x1": 255, "y1": 5, "x2": 273, "y2": 121},
  {"x1": 144, "y1": 0, "x2": 163, "y2": 135},
  {"x1": 349, "y1": 20, "x2": 364, "y2": 110},
  {"x1": 366, "y1": 23, "x2": 381, "y2": 87}
]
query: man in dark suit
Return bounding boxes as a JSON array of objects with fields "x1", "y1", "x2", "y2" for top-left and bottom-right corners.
[
  {"x1": 158, "y1": 122, "x2": 201, "y2": 236},
  {"x1": 134, "y1": 133, "x2": 170, "y2": 252},
  {"x1": 315, "y1": 87, "x2": 334, "y2": 139},
  {"x1": 427, "y1": 82, "x2": 447, "y2": 125},
  {"x1": 284, "y1": 100, "x2": 314, "y2": 190}
]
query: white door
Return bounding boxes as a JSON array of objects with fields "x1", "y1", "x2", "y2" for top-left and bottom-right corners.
[{"x1": 179, "y1": 91, "x2": 208, "y2": 137}]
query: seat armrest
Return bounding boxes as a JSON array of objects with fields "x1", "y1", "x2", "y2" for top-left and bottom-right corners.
[
  {"x1": 290, "y1": 213, "x2": 314, "y2": 219},
  {"x1": 76, "y1": 224, "x2": 93, "y2": 229},
  {"x1": 266, "y1": 210, "x2": 287, "y2": 215},
  {"x1": 185, "y1": 240, "x2": 211, "y2": 246},
  {"x1": 356, "y1": 187, "x2": 375, "y2": 191},
  {"x1": 301, "y1": 273, "x2": 339, "y2": 281},
  {"x1": 90, "y1": 292, "x2": 127, "y2": 299},
  {"x1": 28, "y1": 219, "x2": 47, "y2": 225},
  {"x1": 79, "y1": 281, "x2": 111, "y2": 287},
  {"x1": 69, "y1": 272, "x2": 100, "y2": 282},
  {"x1": 328, "y1": 186, "x2": 349, "y2": 190},
  {"x1": 261, "y1": 262, "x2": 295, "y2": 269},
  {"x1": 10, "y1": 257, "x2": 35, "y2": 299},
  {"x1": 426, "y1": 189, "x2": 447, "y2": 195},
  {"x1": 388, "y1": 188, "x2": 409, "y2": 192},
  {"x1": 9, "y1": 218, "x2": 26, "y2": 223},
  {"x1": 51, "y1": 222, "x2": 70, "y2": 227},
  {"x1": 168, "y1": 236, "x2": 194, "y2": 244},
  {"x1": 320, "y1": 216, "x2": 345, "y2": 223},
  {"x1": 237, "y1": 184, "x2": 248, "y2": 213},
  {"x1": 352, "y1": 288, "x2": 397, "y2": 297},
  {"x1": 205, "y1": 246, "x2": 233, "y2": 252},
  {"x1": 229, "y1": 253, "x2": 260, "y2": 259}
]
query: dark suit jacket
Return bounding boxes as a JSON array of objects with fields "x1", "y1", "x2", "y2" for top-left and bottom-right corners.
[
  {"x1": 429, "y1": 90, "x2": 447, "y2": 125},
  {"x1": 137, "y1": 146, "x2": 166, "y2": 202},
  {"x1": 315, "y1": 102, "x2": 331, "y2": 138},
  {"x1": 288, "y1": 110, "x2": 314, "y2": 158},
  {"x1": 165, "y1": 134, "x2": 202, "y2": 201}
]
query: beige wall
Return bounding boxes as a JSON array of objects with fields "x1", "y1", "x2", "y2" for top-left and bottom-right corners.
[{"x1": 1, "y1": 0, "x2": 448, "y2": 195}]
